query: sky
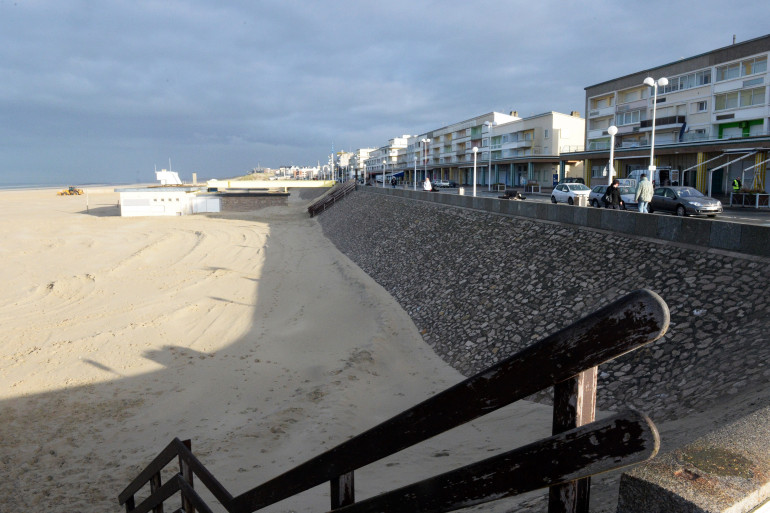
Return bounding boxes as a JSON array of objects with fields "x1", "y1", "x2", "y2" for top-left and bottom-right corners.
[{"x1": 1, "y1": 1, "x2": 769, "y2": 185}]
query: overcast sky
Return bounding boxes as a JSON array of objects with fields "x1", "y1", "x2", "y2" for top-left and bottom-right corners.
[{"x1": 1, "y1": 1, "x2": 768, "y2": 185}]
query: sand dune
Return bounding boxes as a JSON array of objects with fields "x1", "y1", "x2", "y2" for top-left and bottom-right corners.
[{"x1": 0, "y1": 188, "x2": 553, "y2": 512}]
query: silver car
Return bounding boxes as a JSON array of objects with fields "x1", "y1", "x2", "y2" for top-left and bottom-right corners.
[
  {"x1": 588, "y1": 185, "x2": 638, "y2": 210},
  {"x1": 649, "y1": 186, "x2": 723, "y2": 217}
]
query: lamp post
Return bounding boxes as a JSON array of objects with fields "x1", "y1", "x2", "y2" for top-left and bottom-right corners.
[
  {"x1": 382, "y1": 159, "x2": 386, "y2": 188},
  {"x1": 607, "y1": 125, "x2": 618, "y2": 185},
  {"x1": 643, "y1": 76, "x2": 669, "y2": 186},
  {"x1": 472, "y1": 146, "x2": 479, "y2": 197},
  {"x1": 422, "y1": 138, "x2": 431, "y2": 185},
  {"x1": 413, "y1": 147, "x2": 417, "y2": 191},
  {"x1": 485, "y1": 121, "x2": 497, "y2": 191}
]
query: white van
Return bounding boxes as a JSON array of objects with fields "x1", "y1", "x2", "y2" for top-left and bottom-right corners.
[{"x1": 626, "y1": 167, "x2": 677, "y2": 188}]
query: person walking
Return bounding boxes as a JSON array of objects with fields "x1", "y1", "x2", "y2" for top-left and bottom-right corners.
[
  {"x1": 635, "y1": 173, "x2": 654, "y2": 213},
  {"x1": 604, "y1": 179, "x2": 624, "y2": 210},
  {"x1": 732, "y1": 177, "x2": 742, "y2": 193}
]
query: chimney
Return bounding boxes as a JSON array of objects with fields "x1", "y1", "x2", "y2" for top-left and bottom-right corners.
[
  {"x1": 510, "y1": 111, "x2": 518, "y2": 117},
  {"x1": 571, "y1": 111, "x2": 581, "y2": 117}
]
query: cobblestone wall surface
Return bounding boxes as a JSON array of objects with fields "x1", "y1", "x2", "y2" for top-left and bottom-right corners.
[{"x1": 317, "y1": 190, "x2": 770, "y2": 423}]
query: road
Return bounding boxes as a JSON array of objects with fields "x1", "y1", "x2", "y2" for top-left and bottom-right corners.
[{"x1": 427, "y1": 186, "x2": 770, "y2": 227}]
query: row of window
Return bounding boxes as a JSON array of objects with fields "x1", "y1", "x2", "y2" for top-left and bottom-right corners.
[
  {"x1": 716, "y1": 56, "x2": 767, "y2": 82},
  {"x1": 660, "y1": 70, "x2": 711, "y2": 93},
  {"x1": 591, "y1": 54, "x2": 767, "y2": 111},
  {"x1": 714, "y1": 87, "x2": 765, "y2": 110}
]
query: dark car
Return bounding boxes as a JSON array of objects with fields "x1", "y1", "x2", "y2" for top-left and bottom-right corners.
[
  {"x1": 447, "y1": 181, "x2": 458, "y2": 188},
  {"x1": 649, "y1": 186, "x2": 723, "y2": 217}
]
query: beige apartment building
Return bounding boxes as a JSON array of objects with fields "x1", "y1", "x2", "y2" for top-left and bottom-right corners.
[
  {"x1": 565, "y1": 33, "x2": 770, "y2": 195},
  {"x1": 395, "y1": 111, "x2": 585, "y2": 188}
]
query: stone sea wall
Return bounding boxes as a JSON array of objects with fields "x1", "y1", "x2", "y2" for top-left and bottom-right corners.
[{"x1": 316, "y1": 189, "x2": 770, "y2": 423}]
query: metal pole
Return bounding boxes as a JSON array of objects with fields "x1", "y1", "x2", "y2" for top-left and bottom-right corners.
[{"x1": 472, "y1": 147, "x2": 478, "y2": 197}]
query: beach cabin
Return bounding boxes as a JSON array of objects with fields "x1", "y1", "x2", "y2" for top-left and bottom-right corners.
[{"x1": 116, "y1": 187, "x2": 220, "y2": 217}]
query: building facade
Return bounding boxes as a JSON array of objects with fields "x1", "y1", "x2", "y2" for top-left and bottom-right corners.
[
  {"x1": 395, "y1": 111, "x2": 584, "y2": 188},
  {"x1": 568, "y1": 34, "x2": 770, "y2": 195}
]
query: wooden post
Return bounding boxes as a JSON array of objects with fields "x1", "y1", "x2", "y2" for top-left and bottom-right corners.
[
  {"x1": 150, "y1": 472, "x2": 164, "y2": 513},
  {"x1": 330, "y1": 471, "x2": 355, "y2": 510},
  {"x1": 548, "y1": 366, "x2": 598, "y2": 513},
  {"x1": 179, "y1": 439, "x2": 195, "y2": 513}
]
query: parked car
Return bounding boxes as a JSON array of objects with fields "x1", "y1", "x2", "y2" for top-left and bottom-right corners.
[
  {"x1": 649, "y1": 186, "x2": 723, "y2": 217},
  {"x1": 561, "y1": 177, "x2": 585, "y2": 185},
  {"x1": 588, "y1": 184, "x2": 638, "y2": 210},
  {"x1": 551, "y1": 183, "x2": 591, "y2": 205},
  {"x1": 434, "y1": 179, "x2": 451, "y2": 188},
  {"x1": 447, "y1": 180, "x2": 458, "y2": 188}
]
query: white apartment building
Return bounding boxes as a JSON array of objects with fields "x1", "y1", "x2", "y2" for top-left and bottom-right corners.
[
  {"x1": 395, "y1": 111, "x2": 584, "y2": 188},
  {"x1": 364, "y1": 136, "x2": 410, "y2": 182},
  {"x1": 350, "y1": 148, "x2": 375, "y2": 182},
  {"x1": 571, "y1": 33, "x2": 770, "y2": 194}
]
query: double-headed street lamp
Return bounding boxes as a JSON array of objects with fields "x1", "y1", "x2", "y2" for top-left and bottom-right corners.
[
  {"x1": 472, "y1": 146, "x2": 479, "y2": 197},
  {"x1": 643, "y1": 76, "x2": 669, "y2": 185},
  {"x1": 421, "y1": 138, "x2": 431, "y2": 185},
  {"x1": 607, "y1": 125, "x2": 618, "y2": 185}
]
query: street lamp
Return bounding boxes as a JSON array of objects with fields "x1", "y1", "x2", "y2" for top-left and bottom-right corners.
[
  {"x1": 472, "y1": 146, "x2": 479, "y2": 197},
  {"x1": 484, "y1": 121, "x2": 497, "y2": 191},
  {"x1": 421, "y1": 138, "x2": 431, "y2": 185},
  {"x1": 382, "y1": 159, "x2": 386, "y2": 188},
  {"x1": 643, "y1": 76, "x2": 669, "y2": 185},
  {"x1": 607, "y1": 125, "x2": 618, "y2": 185}
]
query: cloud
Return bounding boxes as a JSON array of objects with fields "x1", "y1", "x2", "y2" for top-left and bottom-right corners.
[{"x1": 0, "y1": 0, "x2": 768, "y2": 183}]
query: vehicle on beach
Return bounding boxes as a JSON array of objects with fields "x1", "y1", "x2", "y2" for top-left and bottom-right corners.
[
  {"x1": 649, "y1": 186, "x2": 723, "y2": 217},
  {"x1": 57, "y1": 186, "x2": 83, "y2": 196},
  {"x1": 551, "y1": 183, "x2": 591, "y2": 205}
]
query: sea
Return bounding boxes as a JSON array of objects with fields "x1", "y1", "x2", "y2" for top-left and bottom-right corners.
[{"x1": 0, "y1": 182, "x2": 138, "y2": 191}]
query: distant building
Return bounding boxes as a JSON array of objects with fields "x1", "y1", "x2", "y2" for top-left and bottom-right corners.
[
  {"x1": 399, "y1": 111, "x2": 584, "y2": 187},
  {"x1": 567, "y1": 33, "x2": 770, "y2": 194}
]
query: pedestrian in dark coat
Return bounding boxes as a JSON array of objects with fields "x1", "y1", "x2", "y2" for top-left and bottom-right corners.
[{"x1": 604, "y1": 179, "x2": 624, "y2": 210}]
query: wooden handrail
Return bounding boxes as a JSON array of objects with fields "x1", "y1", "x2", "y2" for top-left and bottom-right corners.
[
  {"x1": 325, "y1": 410, "x2": 658, "y2": 513},
  {"x1": 308, "y1": 179, "x2": 357, "y2": 217},
  {"x1": 119, "y1": 289, "x2": 669, "y2": 513}
]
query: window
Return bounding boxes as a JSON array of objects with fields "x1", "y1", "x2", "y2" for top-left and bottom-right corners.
[
  {"x1": 622, "y1": 89, "x2": 642, "y2": 103},
  {"x1": 696, "y1": 101, "x2": 707, "y2": 112},
  {"x1": 717, "y1": 56, "x2": 767, "y2": 81},
  {"x1": 660, "y1": 70, "x2": 712, "y2": 94},
  {"x1": 591, "y1": 96, "x2": 613, "y2": 109},
  {"x1": 544, "y1": 129, "x2": 550, "y2": 139},
  {"x1": 715, "y1": 87, "x2": 764, "y2": 110},
  {"x1": 616, "y1": 110, "x2": 641, "y2": 126}
]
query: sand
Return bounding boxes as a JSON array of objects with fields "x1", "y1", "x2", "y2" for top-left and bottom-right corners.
[{"x1": 0, "y1": 188, "x2": 555, "y2": 512}]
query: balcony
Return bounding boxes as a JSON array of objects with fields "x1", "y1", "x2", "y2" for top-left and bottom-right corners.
[
  {"x1": 639, "y1": 115, "x2": 686, "y2": 130},
  {"x1": 588, "y1": 105, "x2": 615, "y2": 118}
]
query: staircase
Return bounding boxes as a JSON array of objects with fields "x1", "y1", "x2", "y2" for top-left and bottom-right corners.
[{"x1": 307, "y1": 179, "x2": 357, "y2": 217}]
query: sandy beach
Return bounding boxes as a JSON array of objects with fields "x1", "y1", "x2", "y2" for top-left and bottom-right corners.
[{"x1": 0, "y1": 188, "x2": 555, "y2": 512}]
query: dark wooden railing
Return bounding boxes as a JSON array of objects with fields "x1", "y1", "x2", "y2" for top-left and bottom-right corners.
[
  {"x1": 118, "y1": 289, "x2": 669, "y2": 513},
  {"x1": 307, "y1": 179, "x2": 357, "y2": 217}
]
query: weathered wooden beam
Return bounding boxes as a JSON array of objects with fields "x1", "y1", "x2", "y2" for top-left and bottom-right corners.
[
  {"x1": 549, "y1": 367, "x2": 598, "y2": 513},
  {"x1": 326, "y1": 411, "x2": 659, "y2": 513},
  {"x1": 330, "y1": 472, "x2": 355, "y2": 510},
  {"x1": 179, "y1": 439, "x2": 195, "y2": 513}
]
